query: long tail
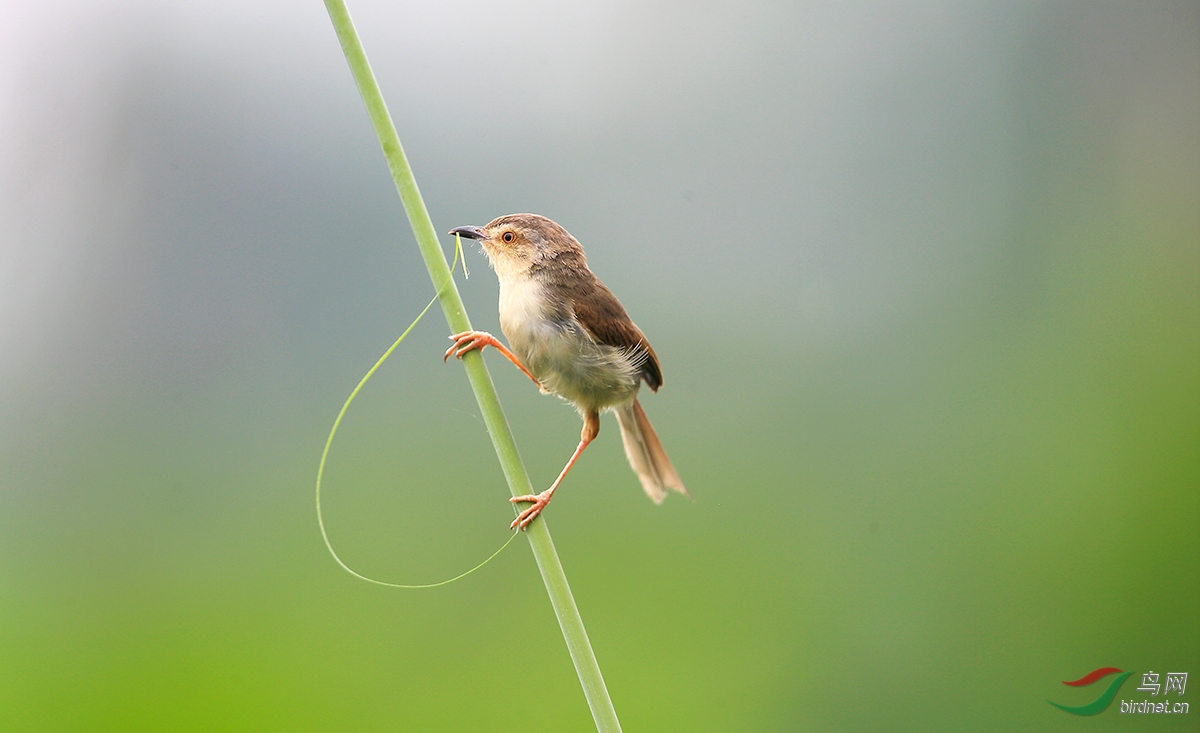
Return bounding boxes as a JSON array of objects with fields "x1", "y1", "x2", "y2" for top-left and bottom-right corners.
[{"x1": 615, "y1": 399, "x2": 689, "y2": 504}]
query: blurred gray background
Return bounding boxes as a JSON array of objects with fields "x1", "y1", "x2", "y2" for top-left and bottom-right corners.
[{"x1": 1, "y1": 1, "x2": 1196, "y2": 730}]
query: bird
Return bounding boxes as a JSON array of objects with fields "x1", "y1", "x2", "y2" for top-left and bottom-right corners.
[{"x1": 445, "y1": 214, "x2": 688, "y2": 530}]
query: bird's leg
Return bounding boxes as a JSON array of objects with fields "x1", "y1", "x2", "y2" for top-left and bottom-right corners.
[
  {"x1": 444, "y1": 330, "x2": 542, "y2": 388},
  {"x1": 511, "y1": 411, "x2": 600, "y2": 530}
]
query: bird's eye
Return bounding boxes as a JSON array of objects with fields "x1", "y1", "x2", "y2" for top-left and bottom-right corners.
[{"x1": 502, "y1": 231, "x2": 515, "y2": 243}]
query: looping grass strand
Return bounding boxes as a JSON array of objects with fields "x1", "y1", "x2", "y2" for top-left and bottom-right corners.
[{"x1": 315, "y1": 237, "x2": 518, "y2": 589}]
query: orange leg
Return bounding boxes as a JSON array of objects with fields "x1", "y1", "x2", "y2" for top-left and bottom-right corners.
[
  {"x1": 444, "y1": 330, "x2": 542, "y2": 388},
  {"x1": 510, "y1": 411, "x2": 600, "y2": 530}
]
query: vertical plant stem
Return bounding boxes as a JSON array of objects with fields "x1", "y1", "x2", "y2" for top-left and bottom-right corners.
[{"x1": 321, "y1": 2, "x2": 622, "y2": 731}]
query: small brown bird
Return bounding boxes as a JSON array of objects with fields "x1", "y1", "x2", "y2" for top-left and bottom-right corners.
[{"x1": 446, "y1": 214, "x2": 688, "y2": 530}]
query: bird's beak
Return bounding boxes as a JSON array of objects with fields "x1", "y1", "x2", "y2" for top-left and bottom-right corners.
[{"x1": 448, "y1": 225, "x2": 487, "y2": 240}]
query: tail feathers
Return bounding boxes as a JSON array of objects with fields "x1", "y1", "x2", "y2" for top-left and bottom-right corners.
[{"x1": 615, "y1": 399, "x2": 689, "y2": 504}]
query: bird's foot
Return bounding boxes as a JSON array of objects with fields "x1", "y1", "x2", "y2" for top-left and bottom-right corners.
[
  {"x1": 510, "y1": 488, "x2": 555, "y2": 531},
  {"x1": 444, "y1": 331, "x2": 545, "y2": 389},
  {"x1": 444, "y1": 330, "x2": 497, "y2": 361}
]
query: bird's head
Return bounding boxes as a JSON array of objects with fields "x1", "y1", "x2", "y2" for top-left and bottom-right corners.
[{"x1": 449, "y1": 213, "x2": 583, "y2": 276}]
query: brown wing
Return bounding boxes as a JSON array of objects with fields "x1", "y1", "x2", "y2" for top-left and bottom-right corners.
[{"x1": 571, "y1": 277, "x2": 663, "y2": 392}]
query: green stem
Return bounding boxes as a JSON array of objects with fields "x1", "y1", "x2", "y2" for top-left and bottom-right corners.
[{"x1": 321, "y1": 3, "x2": 622, "y2": 731}]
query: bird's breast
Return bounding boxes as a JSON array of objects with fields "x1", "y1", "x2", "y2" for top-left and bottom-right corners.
[{"x1": 497, "y1": 275, "x2": 551, "y2": 351}]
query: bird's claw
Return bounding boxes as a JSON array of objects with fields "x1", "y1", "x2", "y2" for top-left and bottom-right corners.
[
  {"x1": 444, "y1": 330, "x2": 492, "y2": 362},
  {"x1": 442, "y1": 331, "x2": 546, "y2": 390},
  {"x1": 510, "y1": 490, "x2": 553, "y2": 531}
]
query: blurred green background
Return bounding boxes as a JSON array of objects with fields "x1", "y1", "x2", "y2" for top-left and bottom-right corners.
[{"x1": 1, "y1": 1, "x2": 1196, "y2": 730}]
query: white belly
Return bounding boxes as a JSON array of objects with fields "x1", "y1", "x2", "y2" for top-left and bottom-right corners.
[{"x1": 498, "y1": 277, "x2": 641, "y2": 412}]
